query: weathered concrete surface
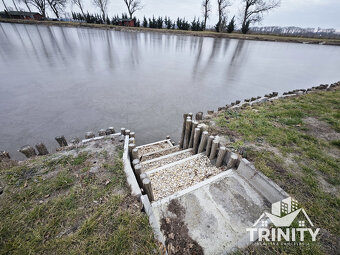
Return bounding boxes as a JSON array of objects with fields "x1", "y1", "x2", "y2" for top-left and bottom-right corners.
[
  {"x1": 237, "y1": 158, "x2": 288, "y2": 204},
  {"x1": 151, "y1": 170, "x2": 271, "y2": 254}
]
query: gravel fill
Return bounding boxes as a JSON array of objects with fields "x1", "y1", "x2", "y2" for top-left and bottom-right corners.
[
  {"x1": 149, "y1": 155, "x2": 226, "y2": 200},
  {"x1": 138, "y1": 141, "x2": 172, "y2": 158},
  {"x1": 141, "y1": 146, "x2": 179, "y2": 162},
  {"x1": 142, "y1": 151, "x2": 193, "y2": 172}
]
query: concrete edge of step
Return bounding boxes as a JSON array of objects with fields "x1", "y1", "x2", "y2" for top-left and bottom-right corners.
[
  {"x1": 141, "y1": 194, "x2": 168, "y2": 254},
  {"x1": 141, "y1": 148, "x2": 192, "y2": 165},
  {"x1": 123, "y1": 135, "x2": 142, "y2": 198},
  {"x1": 136, "y1": 139, "x2": 173, "y2": 150},
  {"x1": 236, "y1": 158, "x2": 289, "y2": 204}
]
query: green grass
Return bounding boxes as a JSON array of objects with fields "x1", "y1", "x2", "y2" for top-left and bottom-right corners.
[
  {"x1": 211, "y1": 89, "x2": 340, "y2": 254},
  {"x1": 0, "y1": 147, "x2": 159, "y2": 254}
]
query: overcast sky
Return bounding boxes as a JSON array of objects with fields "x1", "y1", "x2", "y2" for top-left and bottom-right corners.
[{"x1": 1, "y1": 0, "x2": 339, "y2": 30}]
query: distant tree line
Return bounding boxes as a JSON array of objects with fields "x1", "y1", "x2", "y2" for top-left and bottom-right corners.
[
  {"x1": 2, "y1": 0, "x2": 284, "y2": 34},
  {"x1": 71, "y1": 12, "x2": 141, "y2": 26},
  {"x1": 251, "y1": 26, "x2": 340, "y2": 39},
  {"x1": 4, "y1": 0, "x2": 340, "y2": 37}
]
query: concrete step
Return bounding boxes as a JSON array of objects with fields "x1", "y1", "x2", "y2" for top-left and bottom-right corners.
[
  {"x1": 151, "y1": 169, "x2": 271, "y2": 254},
  {"x1": 141, "y1": 148, "x2": 193, "y2": 173},
  {"x1": 140, "y1": 145, "x2": 180, "y2": 162},
  {"x1": 136, "y1": 140, "x2": 173, "y2": 159}
]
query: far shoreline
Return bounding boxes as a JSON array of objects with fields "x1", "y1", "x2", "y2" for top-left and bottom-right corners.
[{"x1": 1, "y1": 18, "x2": 340, "y2": 46}]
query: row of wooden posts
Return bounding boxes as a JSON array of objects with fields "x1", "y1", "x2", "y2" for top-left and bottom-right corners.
[
  {"x1": 179, "y1": 113, "x2": 239, "y2": 168},
  {"x1": 8, "y1": 126, "x2": 121, "y2": 159},
  {"x1": 128, "y1": 133, "x2": 155, "y2": 202}
]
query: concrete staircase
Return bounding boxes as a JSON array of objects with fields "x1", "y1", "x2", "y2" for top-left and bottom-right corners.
[
  {"x1": 131, "y1": 137, "x2": 289, "y2": 254},
  {"x1": 135, "y1": 138, "x2": 230, "y2": 201}
]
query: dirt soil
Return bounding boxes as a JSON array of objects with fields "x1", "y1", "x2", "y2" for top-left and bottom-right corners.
[{"x1": 160, "y1": 199, "x2": 203, "y2": 255}]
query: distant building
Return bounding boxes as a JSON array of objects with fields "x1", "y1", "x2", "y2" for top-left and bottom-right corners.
[
  {"x1": 0, "y1": 11, "x2": 43, "y2": 20},
  {"x1": 118, "y1": 18, "x2": 135, "y2": 27}
]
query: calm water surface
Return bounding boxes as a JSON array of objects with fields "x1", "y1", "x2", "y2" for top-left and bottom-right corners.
[{"x1": 1, "y1": 22, "x2": 340, "y2": 158}]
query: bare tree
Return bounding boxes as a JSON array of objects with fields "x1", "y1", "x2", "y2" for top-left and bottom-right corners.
[
  {"x1": 28, "y1": 0, "x2": 46, "y2": 17},
  {"x1": 18, "y1": 0, "x2": 32, "y2": 11},
  {"x1": 93, "y1": 0, "x2": 108, "y2": 18},
  {"x1": 1, "y1": 0, "x2": 10, "y2": 11},
  {"x1": 202, "y1": 0, "x2": 211, "y2": 30},
  {"x1": 71, "y1": 0, "x2": 85, "y2": 17},
  {"x1": 123, "y1": 0, "x2": 143, "y2": 19},
  {"x1": 241, "y1": 0, "x2": 280, "y2": 34},
  {"x1": 47, "y1": 0, "x2": 66, "y2": 18},
  {"x1": 11, "y1": 0, "x2": 19, "y2": 11},
  {"x1": 216, "y1": 0, "x2": 231, "y2": 32}
]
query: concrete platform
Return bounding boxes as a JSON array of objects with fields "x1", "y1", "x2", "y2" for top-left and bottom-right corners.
[{"x1": 151, "y1": 170, "x2": 271, "y2": 254}]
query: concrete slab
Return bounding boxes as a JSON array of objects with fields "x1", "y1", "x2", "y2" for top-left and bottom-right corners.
[{"x1": 151, "y1": 170, "x2": 271, "y2": 254}]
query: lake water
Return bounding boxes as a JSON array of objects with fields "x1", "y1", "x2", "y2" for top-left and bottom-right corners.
[{"x1": 1, "y1": 22, "x2": 340, "y2": 159}]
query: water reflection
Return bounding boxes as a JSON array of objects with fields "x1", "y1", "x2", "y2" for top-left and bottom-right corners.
[
  {"x1": 227, "y1": 40, "x2": 248, "y2": 80},
  {"x1": 0, "y1": 22, "x2": 339, "y2": 159}
]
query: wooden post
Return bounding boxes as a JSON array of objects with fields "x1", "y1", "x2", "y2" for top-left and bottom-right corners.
[
  {"x1": 216, "y1": 146, "x2": 227, "y2": 167},
  {"x1": 19, "y1": 145, "x2": 36, "y2": 158},
  {"x1": 128, "y1": 143, "x2": 136, "y2": 157},
  {"x1": 195, "y1": 112, "x2": 203, "y2": 120},
  {"x1": 209, "y1": 139, "x2": 219, "y2": 160},
  {"x1": 106, "y1": 127, "x2": 115, "y2": 135},
  {"x1": 85, "y1": 132, "x2": 95, "y2": 139},
  {"x1": 143, "y1": 178, "x2": 154, "y2": 201},
  {"x1": 192, "y1": 128, "x2": 202, "y2": 154},
  {"x1": 226, "y1": 153, "x2": 238, "y2": 169},
  {"x1": 55, "y1": 136, "x2": 68, "y2": 147},
  {"x1": 130, "y1": 132, "x2": 135, "y2": 138},
  {"x1": 166, "y1": 135, "x2": 170, "y2": 139},
  {"x1": 206, "y1": 136, "x2": 214, "y2": 156},
  {"x1": 0, "y1": 151, "x2": 10, "y2": 160},
  {"x1": 129, "y1": 137, "x2": 135, "y2": 144},
  {"x1": 35, "y1": 143, "x2": 49, "y2": 155},
  {"x1": 134, "y1": 164, "x2": 142, "y2": 186},
  {"x1": 198, "y1": 131, "x2": 209, "y2": 153},
  {"x1": 99, "y1": 129, "x2": 106, "y2": 136},
  {"x1": 121, "y1": 128, "x2": 126, "y2": 135},
  {"x1": 132, "y1": 158, "x2": 140, "y2": 167},
  {"x1": 132, "y1": 148, "x2": 139, "y2": 160},
  {"x1": 197, "y1": 124, "x2": 204, "y2": 133},
  {"x1": 125, "y1": 129, "x2": 130, "y2": 136},
  {"x1": 140, "y1": 173, "x2": 147, "y2": 187},
  {"x1": 179, "y1": 113, "x2": 188, "y2": 149},
  {"x1": 189, "y1": 121, "x2": 198, "y2": 148},
  {"x1": 184, "y1": 117, "x2": 192, "y2": 149}
]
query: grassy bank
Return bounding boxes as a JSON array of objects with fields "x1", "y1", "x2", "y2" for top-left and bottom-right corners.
[
  {"x1": 0, "y1": 138, "x2": 160, "y2": 254},
  {"x1": 1, "y1": 18, "x2": 340, "y2": 46},
  {"x1": 204, "y1": 88, "x2": 340, "y2": 254}
]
